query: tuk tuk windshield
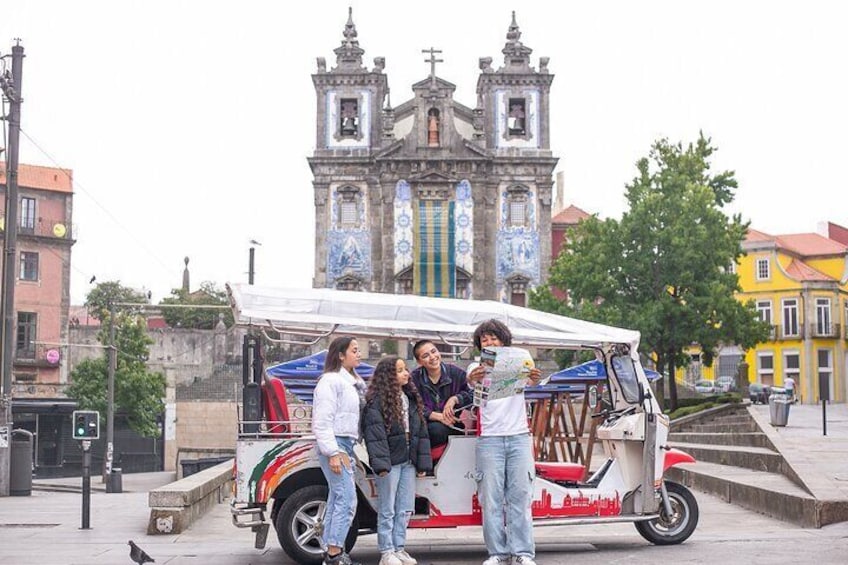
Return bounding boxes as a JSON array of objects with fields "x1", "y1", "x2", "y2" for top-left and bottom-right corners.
[{"x1": 610, "y1": 355, "x2": 640, "y2": 404}]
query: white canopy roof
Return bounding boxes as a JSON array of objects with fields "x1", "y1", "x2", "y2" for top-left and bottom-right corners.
[{"x1": 227, "y1": 284, "x2": 641, "y2": 351}]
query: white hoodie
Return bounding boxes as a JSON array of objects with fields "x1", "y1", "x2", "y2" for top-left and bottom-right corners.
[{"x1": 312, "y1": 368, "x2": 362, "y2": 456}]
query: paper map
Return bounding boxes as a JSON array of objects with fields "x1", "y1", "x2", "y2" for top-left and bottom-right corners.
[{"x1": 472, "y1": 346, "x2": 535, "y2": 405}]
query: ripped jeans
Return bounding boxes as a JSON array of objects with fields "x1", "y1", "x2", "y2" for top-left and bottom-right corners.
[
  {"x1": 476, "y1": 434, "x2": 535, "y2": 559},
  {"x1": 374, "y1": 461, "x2": 416, "y2": 553}
]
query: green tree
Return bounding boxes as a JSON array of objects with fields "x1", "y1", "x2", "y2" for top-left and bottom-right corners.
[
  {"x1": 159, "y1": 281, "x2": 233, "y2": 329},
  {"x1": 532, "y1": 134, "x2": 770, "y2": 410},
  {"x1": 67, "y1": 282, "x2": 165, "y2": 437},
  {"x1": 85, "y1": 280, "x2": 149, "y2": 321}
]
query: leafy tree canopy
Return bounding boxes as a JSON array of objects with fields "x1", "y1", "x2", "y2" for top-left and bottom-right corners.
[
  {"x1": 158, "y1": 281, "x2": 233, "y2": 329},
  {"x1": 68, "y1": 282, "x2": 165, "y2": 437},
  {"x1": 531, "y1": 134, "x2": 770, "y2": 410},
  {"x1": 85, "y1": 280, "x2": 149, "y2": 321}
]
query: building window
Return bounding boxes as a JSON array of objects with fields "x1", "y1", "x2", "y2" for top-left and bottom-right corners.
[
  {"x1": 784, "y1": 351, "x2": 800, "y2": 385},
  {"x1": 506, "y1": 186, "x2": 529, "y2": 228},
  {"x1": 756, "y1": 258, "x2": 770, "y2": 280},
  {"x1": 815, "y1": 298, "x2": 832, "y2": 336},
  {"x1": 507, "y1": 98, "x2": 526, "y2": 136},
  {"x1": 20, "y1": 197, "x2": 36, "y2": 233},
  {"x1": 507, "y1": 275, "x2": 529, "y2": 307},
  {"x1": 782, "y1": 298, "x2": 799, "y2": 338},
  {"x1": 756, "y1": 300, "x2": 772, "y2": 324},
  {"x1": 509, "y1": 200, "x2": 527, "y2": 227},
  {"x1": 726, "y1": 262, "x2": 737, "y2": 274},
  {"x1": 339, "y1": 98, "x2": 359, "y2": 137},
  {"x1": 15, "y1": 312, "x2": 37, "y2": 359},
  {"x1": 19, "y1": 251, "x2": 39, "y2": 281},
  {"x1": 340, "y1": 201, "x2": 357, "y2": 226},
  {"x1": 337, "y1": 186, "x2": 361, "y2": 228},
  {"x1": 757, "y1": 351, "x2": 774, "y2": 386},
  {"x1": 817, "y1": 349, "x2": 833, "y2": 401}
]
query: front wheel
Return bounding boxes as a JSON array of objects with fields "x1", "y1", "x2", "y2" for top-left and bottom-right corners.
[
  {"x1": 275, "y1": 484, "x2": 358, "y2": 565},
  {"x1": 635, "y1": 481, "x2": 699, "y2": 545}
]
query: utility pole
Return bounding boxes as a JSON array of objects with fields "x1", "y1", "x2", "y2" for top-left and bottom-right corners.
[
  {"x1": 105, "y1": 302, "x2": 116, "y2": 490},
  {"x1": 0, "y1": 41, "x2": 24, "y2": 498}
]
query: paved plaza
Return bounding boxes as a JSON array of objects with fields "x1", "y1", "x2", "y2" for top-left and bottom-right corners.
[{"x1": 1, "y1": 403, "x2": 846, "y2": 564}]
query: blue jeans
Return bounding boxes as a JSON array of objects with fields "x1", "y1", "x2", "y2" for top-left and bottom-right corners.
[
  {"x1": 374, "y1": 461, "x2": 416, "y2": 553},
  {"x1": 318, "y1": 436, "x2": 358, "y2": 549},
  {"x1": 476, "y1": 434, "x2": 535, "y2": 558}
]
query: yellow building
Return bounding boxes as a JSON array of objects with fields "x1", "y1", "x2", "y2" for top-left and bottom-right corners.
[{"x1": 735, "y1": 225, "x2": 848, "y2": 403}]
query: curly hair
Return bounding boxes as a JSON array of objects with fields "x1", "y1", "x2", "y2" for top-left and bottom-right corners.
[
  {"x1": 472, "y1": 319, "x2": 513, "y2": 350},
  {"x1": 366, "y1": 356, "x2": 425, "y2": 431}
]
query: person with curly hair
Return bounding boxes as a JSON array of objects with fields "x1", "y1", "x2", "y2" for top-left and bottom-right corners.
[
  {"x1": 312, "y1": 336, "x2": 366, "y2": 565},
  {"x1": 467, "y1": 319, "x2": 542, "y2": 565},
  {"x1": 362, "y1": 356, "x2": 433, "y2": 565}
]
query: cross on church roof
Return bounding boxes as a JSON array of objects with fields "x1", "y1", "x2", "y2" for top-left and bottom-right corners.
[{"x1": 422, "y1": 47, "x2": 443, "y2": 90}]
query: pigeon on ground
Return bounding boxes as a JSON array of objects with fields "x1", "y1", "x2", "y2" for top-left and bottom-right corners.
[{"x1": 128, "y1": 540, "x2": 155, "y2": 564}]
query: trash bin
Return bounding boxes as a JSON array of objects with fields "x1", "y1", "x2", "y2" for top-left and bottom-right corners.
[
  {"x1": 10, "y1": 429, "x2": 34, "y2": 496},
  {"x1": 769, "y1": 391, "x2": 791, "y2": 426},
  {"x1": 107, "y1": 467, "x2": 123, "y2": 493}
]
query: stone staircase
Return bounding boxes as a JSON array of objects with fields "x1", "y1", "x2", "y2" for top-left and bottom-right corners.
[{"x1": 665, "y1": 403, "x2": 824, "y2": 527}]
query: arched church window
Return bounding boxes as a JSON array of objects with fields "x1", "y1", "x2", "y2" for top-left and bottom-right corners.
[
  {"x1": 427, "y1": 108, "x2": 440, "y2": 147},
  {"x1": 340, "y1": 98, "x2": 359, "y2": 137}
]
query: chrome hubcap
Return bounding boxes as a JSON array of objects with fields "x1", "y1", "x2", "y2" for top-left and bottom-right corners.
[{"x1": 291, "y1": 500, "x2": 326, "y2": 555}]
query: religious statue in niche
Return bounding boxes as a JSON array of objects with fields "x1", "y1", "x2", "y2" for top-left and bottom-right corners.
[
  {"x1": 340, "y1": 99, "x2": 359, "y2": 136},
  {"x1": 427, "y1": 108, "x2": 440, "y2": 147}
]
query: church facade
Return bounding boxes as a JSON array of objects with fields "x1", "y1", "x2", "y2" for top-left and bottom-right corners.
[{"x1": 310, "y1": 10, "x2": 558, "y2": 304}]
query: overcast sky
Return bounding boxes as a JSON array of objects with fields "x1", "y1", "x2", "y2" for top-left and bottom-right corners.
[{"x1": 3, "y1": 0, "x2": 846, "y2": 304}]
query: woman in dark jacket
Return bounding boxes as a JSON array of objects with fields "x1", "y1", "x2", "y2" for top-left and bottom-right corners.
[{"x1": 362, "y1": 356, "x2": 432, "y2": 565}]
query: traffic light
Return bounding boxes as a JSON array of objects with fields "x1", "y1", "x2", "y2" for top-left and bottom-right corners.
[{"x1": 72, "y1": 410, "x2": 100, "y2": 440}]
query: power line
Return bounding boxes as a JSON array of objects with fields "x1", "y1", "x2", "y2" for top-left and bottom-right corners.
[{"x1": 17, "y1": 127, "x2": 178, "y2": 278}]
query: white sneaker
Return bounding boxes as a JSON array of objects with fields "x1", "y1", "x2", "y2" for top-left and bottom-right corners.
[
  {"x1": 482, "y1": 557, "x2": 511, "y2": 565},
  {"x1": 513, "y1": 556, "x2": 537, "y2": 565},
  {"x1": 394, "y1": 549, "x2": 418, "y2": 565},
  {"x1": 379, "y1": 552, "x2": 402, "y2": 565}
]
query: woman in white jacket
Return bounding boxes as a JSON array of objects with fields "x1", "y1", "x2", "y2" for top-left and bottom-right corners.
[{"x1": 312, "y1": 336, "x2": 366, "y2": 565}]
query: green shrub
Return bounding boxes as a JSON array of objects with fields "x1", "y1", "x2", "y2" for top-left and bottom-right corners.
[{"x1": 665, "y1": 392, "x2": 741, "y2": 420}]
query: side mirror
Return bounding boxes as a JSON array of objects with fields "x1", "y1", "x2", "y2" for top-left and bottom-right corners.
[
  {"x1": 638, "y1": 382, "x2": 649, "y2": 404},
  {"x1": 588, "y1": 385, "x2": 599, "y2": 409}
]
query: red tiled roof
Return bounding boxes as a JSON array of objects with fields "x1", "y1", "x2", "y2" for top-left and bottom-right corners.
[
  {"x1": 745, "y1": 229, "x2": 774, "y2": 243},
  {"x1": 552, "y1": 205, "x2": 590, "y2": 225},
  {"x1": 776, "y1": 233, "x2": 848, "y2": 257},
  {"x1": 0, "y1": 163, "x2": 73, "y2": 193},
  {"x1": 783, "y1": 259, "x2": 835, "y2": 282}
]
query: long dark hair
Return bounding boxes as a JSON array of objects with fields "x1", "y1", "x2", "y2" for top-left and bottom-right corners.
[
  {"x1": 366, "y1": 356, "x2": 425, "y2": 430},
  {"x1": 324, "y1": 336, "x2": 356, "y2": 374},
  {"x1": 472, "y1": 319, "x2": 513, "y2": 350}
]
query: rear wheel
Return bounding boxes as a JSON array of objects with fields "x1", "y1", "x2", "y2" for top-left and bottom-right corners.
[
  {"x1": 275, "y1": 484, "x2": 358, "y2": 565},
  {"x1": 635, "y1": 481, "x2": 699, "y2": 545}
]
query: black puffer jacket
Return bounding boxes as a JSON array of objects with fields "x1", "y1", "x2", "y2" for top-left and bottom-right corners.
[{"x1": 362, "y1": 390, "x2": 432, "y2": 475}]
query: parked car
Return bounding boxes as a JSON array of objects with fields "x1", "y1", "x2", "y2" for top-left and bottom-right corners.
[
  {"x1": 694, "y1": 379, "x2": 715, "y2": 394},
  {"x1": 749, "y1": 383, "x2": 771, "y2": 404},
  {"x1": 715, "y1": 376, "x2": 737, "y2": 392}
]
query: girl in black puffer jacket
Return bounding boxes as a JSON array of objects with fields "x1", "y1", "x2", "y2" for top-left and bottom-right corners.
[{"x1": 362, "y1": 356, "x2": 432, "y2": 565}]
